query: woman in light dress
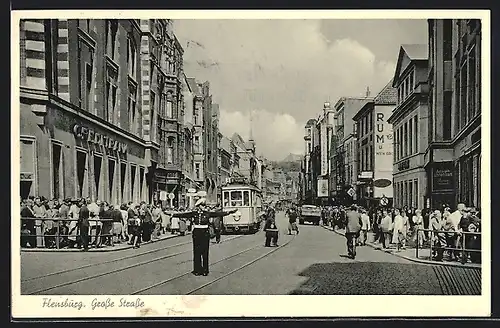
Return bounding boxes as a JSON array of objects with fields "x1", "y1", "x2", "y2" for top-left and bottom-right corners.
[{"x1": 412, "y1": 209, "x2": 426, "y2": 247}]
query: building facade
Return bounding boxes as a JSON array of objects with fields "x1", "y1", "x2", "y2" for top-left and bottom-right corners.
[
  {"x1": 20, "y1": 19, "x2": 161, "y2": 204},
  {"x1": 185, "y1": 78, "x2": 205, "y2": 190},
  {"x1": 388, "y1": 44, "x2": 429, "y2": 210},
  {"x1": 426, "y1": 19, "x2": 481, "y2": 209},
  {"x1": 353, "y1": 80, "x2": 397, "y2": 208},
  {"x1": 332, "y1": 97, "x2": 371, "y2": 205},
  {"x1": 302, "y1": 119, "x2": 316, "y2": 204},
  {"x1": 316, "y1": 102, "x2": 335, "y2": 206}
]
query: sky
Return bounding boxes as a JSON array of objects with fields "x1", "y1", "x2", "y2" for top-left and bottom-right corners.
[{"x1": 174, "y1": 19, "x2": 428, "y2": 161}]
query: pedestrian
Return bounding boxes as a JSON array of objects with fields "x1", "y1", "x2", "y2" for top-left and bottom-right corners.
[
  {"x1": 392, "y1": 209, "x2": 406, "y2": 251},
  {"x1": 345, "y1": 205, "x2": 362, "y2": 259},
  {"x1": 171, "y1": 198, "x2": 237, "y2": 276},
  {"x1": 379, "y1": 209, "x2": 393, "y2": 249},
  {"x1": 358, "y1": 209, "x2": 370, "y2": 246},
  {"x1": 287, "y1": 206, "x2": 299, "y2": 235},
  {"x1": 264, "y1": 210, "x2": 279, "y2": 247},
  {"x1": 78, "y1": 199, "x2": 90, "y2": 251},
  {"x1": 412, "y1": 209, "x2": 426, "y2": 247},
  {"x1": 111, "y1": 204, "x2": 124, "y2": 244},
  {"x1": 212, "y1": 212, "x2": 223, "y2": 243}
]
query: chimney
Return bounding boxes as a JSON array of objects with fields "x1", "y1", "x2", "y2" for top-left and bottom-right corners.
[{"x1": 365, "y1": 86, "x2": 371, "y2": 98}]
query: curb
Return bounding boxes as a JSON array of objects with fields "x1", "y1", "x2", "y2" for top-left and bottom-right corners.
[
  {"x1": 320, "y1": 225, "x2": 481, "y2": 270},
  {"x1": 21, "y1": 232, "x2": 189, "y2": 253}
]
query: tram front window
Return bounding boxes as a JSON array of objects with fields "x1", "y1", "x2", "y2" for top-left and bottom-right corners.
[
  {"x1": 230, "y1": 191, "x2": 243, "y2": 206},
  {"x1": 223, "y1": 191, "x2": 230, "y2": 207},
  {"x1": 243, "y1": 191, "x2": 250, "y2": 206}
]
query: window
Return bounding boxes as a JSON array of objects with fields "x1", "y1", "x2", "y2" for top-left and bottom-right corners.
[
  {"x1": 120, "y1": 162, "x2": 127, "y2": 201},
  {"x1": 195, "y1": 163, "x2": 200, "y2": 180},
  {"x1": 108, "y1": 159, "x2": 116, "y2": 202},
  {"x1": 166, "y1": 101, "x2": 173, "y2": 118},
  {"x1": 48, "y1": 20, "x2": 59, "y2": 94},
  {"x1": 166, "y1": 137, "x2": 174, "y2": 164},
  {"x1": 444, "y1": 20, "x2": 453, "y2": 61},
  {"x1": 150, "y1": 91, "x2": 156, "y2": 139},
  {"x1": 414, "y1": 179, "x2": 418, "y2": 209},
  {"x1": 106, "y1": 20, "x2": 118, "y2": 60},
  {"x1": 194, "y1": 136, "x2": 200, "y2": 153},
  {"x1": 127, "y1": 36, "x2": 137, "y2": 78},
  {"x1": 409, "y1": 71, "x2": 414, "y2": 92},
  {"x1": 194, "y1": 108, "x2": 199, "y2": 125},
  {"x1": 403, "y1": 122, "x2": 408, "y2": 157},
  {"x1": 308, "y1": 143, "x2": 311, "y2": 154},
  {"x1": 20, "y1": 138, "x2": 36, "y2": 199},
  {"x1": 51, "y1": 143, "x2": 63, "y2": 199},
  {"x1": 76, "y1": 150, "x2": 87, "y2": 198},
  {"x1": 106, "y1": 66, "x2": 118, "y2": 123},
  {"x1": 93, "y1": 155, "x2": 102, "y2": 199},
  {"x1": 443, "y1": 91, "x2": 452, "y2": 140},
  {"x1": 468, "y1": 45, "x2": 477, "y2": 120},
  {"x1": 130, "y1": 165, "x2": 137, "y2": 201},
  {"x1": 243, "y1": 191, "x2": 250, "y2": 206},
  {"x1": 78, "y1": 19, "x2": 91, "y2": 33},
  {"x1": 139, "y1": 167, "x2": 145, "y2": 201},
  {"x1": 77, "y1": 39, "x2": 94, "y2": 111},
  {"x1": 408, "y1": 117, "x2": 413, "y2": 154},
  {"x1": 409, "y1": 180, "x2": 413, "y2": 208},
  {"x1": 414, "y1": 115, "x2": 418, "y2": 152},
  {"x1": 404, "y1": 180, "x2": 408, "y2": 207},
  {"x1": 460, "y1": 62, "x2": 468, "y2": 130},
  {"x1": 229, "y1": 191, "x2": 242, "y2": 206},
  {"x1": 128, "y1": 84, "x2": 137, "y2": 134}
]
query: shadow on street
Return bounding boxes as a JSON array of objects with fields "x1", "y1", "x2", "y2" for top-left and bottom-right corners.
[{"x1": 288, "y1": 261, "x2": 481, "y2": 295}]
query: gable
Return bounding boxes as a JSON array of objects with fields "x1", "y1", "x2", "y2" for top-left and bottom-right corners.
[{"x1": 392, "y1": 47, "x2": 412, "y2": 87}]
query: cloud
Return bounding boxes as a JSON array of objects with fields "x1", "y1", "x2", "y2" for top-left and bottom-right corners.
[
  {"x1": 218, "y1": 109, "x2": 303, "y2": 161},
  {"x1": 174, "y1": 19, "x2": 401, "y2": 159}
]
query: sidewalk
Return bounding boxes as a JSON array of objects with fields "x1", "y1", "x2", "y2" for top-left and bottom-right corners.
[
  {"x1": 21, "y1": 231, "x2": 189, "y2": 253},
  {"x1": 321, "y1": 224, "x2": 481, "y2": 269}
]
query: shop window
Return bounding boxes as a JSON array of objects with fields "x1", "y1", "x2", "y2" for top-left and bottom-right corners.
[
  {"x1": 77, "y1": 38, "x2": 94, "y2": 111},
  {"x1": 243, "y1": 190, "x2": 250, "y2": 206},
  {"x1": 414, "y1": 179, "x2": 418, "y2": 209},
  {"x1": 20, "y1": 138, "x2": 36, "y2": 199},
  {"x1": 409, "y1": 180, "x2": 413, "y2": 208},
  {"x1": 76, "y1": 150, "x2": 87, "y2": 198},
  {"x1": 139, "y1": 167, "x2": 145, "y2": 200},
  {"x1": 130, "y1": 165, "x2": 137, "y2": 201},
  {"x1": 120, "y1": 162, "x2": 127, "y2": 201},
  {"x1": 108, "y1": 159, "x2": 116, "y2": 203},
  {"x1": 51, "y1": 143, "x2": 63, "y2": 199},
  {"x1": 93, "y1": 155, "x2": 102, "y2": 199}
]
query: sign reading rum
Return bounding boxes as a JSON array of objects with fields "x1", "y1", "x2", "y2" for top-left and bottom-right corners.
[{"x1": 373, "y1": 105, "x2": 394, "y2": 198}]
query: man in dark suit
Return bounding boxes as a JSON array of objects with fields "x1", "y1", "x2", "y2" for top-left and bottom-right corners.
[
  {"x1": 78, "y1": 199, "x2": 90, "y2": 251},
  {"x1": 345, "y1": 204, "x2": 363, "y2": 259}
]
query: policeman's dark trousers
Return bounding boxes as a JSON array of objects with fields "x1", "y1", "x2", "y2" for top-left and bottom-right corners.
[
  {"x1": 345, "y1": 232, "x2": 358, "y2": 258},
  {"x1": 192, "y1": 228, "x2": 210, "y2": 274},
  {"x1": 265, "y1": 231, "x2": 278, "y2": 247},
  {"x1": 80, "y1": 225, "x2": 89, "y2": 250}
]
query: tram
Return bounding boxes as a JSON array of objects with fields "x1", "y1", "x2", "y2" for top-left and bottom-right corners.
[{"x1": 221, "y1": 181, "x2": 264, "y2": 234}]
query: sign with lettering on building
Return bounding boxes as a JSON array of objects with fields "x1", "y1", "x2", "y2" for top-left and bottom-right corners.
[
  {"x1": 373, "y1": 105, "x2": 394, "y2": 198},
  {"x1": 317, "y1": 178, "x2": 329, "y2": 198},
  {"x1": 432, "y1": 161, "x2": 454, "y2": 191},
  {"x1": 73, "y1": 124, "x2": 128, "y2": 153}
]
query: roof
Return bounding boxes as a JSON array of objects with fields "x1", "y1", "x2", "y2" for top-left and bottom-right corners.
[
  {"x1": 186, "y1": 78, "x2": 202, "y2": 97},
  {"x1": 374, "y1": 79, "x2": 398, "y2": 105},
  {"x1": 401, "y1": 44, "x2": 428, "y2": 60},
  {"x1": 392, "y1": 44, "x2": 428, "y2": 87},
  {"x1": 305, "y1": 119, "x2": 317, "y2": 127}
]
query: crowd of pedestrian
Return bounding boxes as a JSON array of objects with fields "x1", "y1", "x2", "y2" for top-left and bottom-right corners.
[
  {"x1": 317, "y1": 202, "x2": 481, "y2": 264},
  {"x1": 20, "y1": 196, "x2": 223, "y2": 251}
]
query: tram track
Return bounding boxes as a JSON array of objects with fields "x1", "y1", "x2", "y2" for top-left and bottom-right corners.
[
  {"x1": 133, "y1": 234, "x2": 296, "y2": 295},
  {"x1": 24, "y1": 234, "x2": 246, "y2": 295}
]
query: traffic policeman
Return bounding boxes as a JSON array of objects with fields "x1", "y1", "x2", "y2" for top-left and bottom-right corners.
[{"x1": 172, "y1": 198, "x2": 237, "y2": 276}]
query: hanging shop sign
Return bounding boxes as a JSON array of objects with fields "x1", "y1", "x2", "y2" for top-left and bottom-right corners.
[{"x1": 73, "y1": 124, "x2": 128, "y2": 153}]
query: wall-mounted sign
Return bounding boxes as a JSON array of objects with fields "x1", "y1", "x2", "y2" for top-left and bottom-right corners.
[
  {"x1": 317, "y1": 178, "x2": 329, "y2": 197},
  {"x1": 398, "y1": 159, "x2": 410, "y2": 171},
  {"x1": 373, "y1": 106, "x2": 394, "y2": 198},
  {"x1": 432, "y1": 161, "x2": 454, "y2": 191},
  {"x1": 73, "y1": 124, "x2": 127, "y2": 153},
  {"x1": 358, "y1": 171, "x2": 374, "y2": 180}
]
